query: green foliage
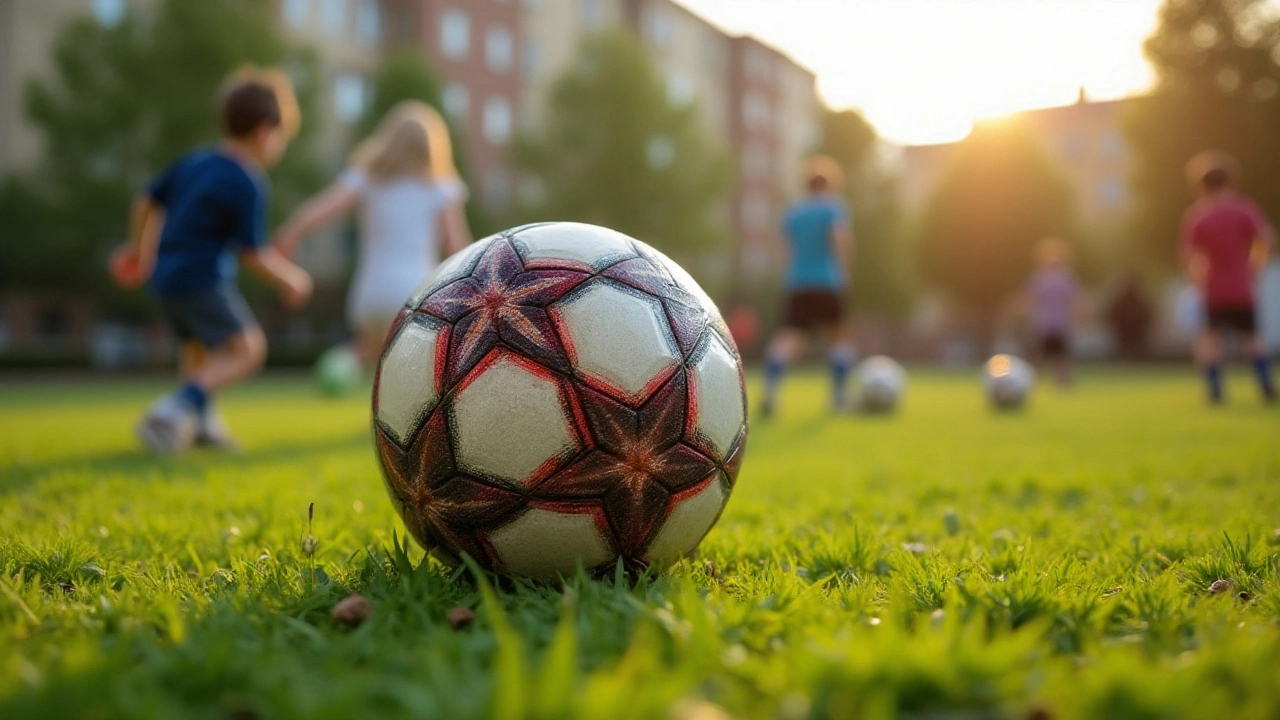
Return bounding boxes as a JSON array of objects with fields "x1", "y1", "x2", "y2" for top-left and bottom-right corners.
[
  {"x1": 0, "y1": 0, "x2": 325, "y2": 302},
  {"x1": 2, "y1": 371, "x2": 1280, "y2": 718},
  {"x1": 511, "y1": 31, "x2": 733, "y2": 261},
  {"x1": 1124, "y1": 0, "x2": 1280, "y2": 274},
  {"x1": 917, "y1": 121, "x2": 1078, "y2": 315},
  {"x1": 355, "y1": 49, "x2": 490, "y2": 236},
  {"x1": 817, "y1": 109, "x2": 915, "y2": 317}
]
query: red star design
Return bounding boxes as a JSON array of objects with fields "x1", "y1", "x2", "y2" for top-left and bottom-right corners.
[
  {"x1": 421, "y1": 240, "x2": 588, "y2": 382},
  {"x1": 535, "y1": 372, "x2": 718, "y2": 553}
]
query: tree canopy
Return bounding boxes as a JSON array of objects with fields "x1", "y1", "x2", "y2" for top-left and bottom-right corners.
[
  {"x1": 1124, "y1": 0, "x2": 1280, "y2": 273},
  {"x1": 917, "y1": 120, "x2": 1077, "y2": 316},
  {"x1": 0, "y1": 0, "x2": 324, "y2": 305},
  {"x1": 510, "y1": 31, "x2": 732, "y2": 261}
]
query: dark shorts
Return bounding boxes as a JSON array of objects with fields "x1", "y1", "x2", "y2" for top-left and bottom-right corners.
[
  {"x1": 157, "y1": 284, "x2": 257, "y2": 348},
  {"x1": 1206, "y1": 307, "x2": 1256, "y2": 333},
  {"x1": 783, "y1": 290, "x2": 844, "y2": 331},
  {"x1": 1039, "y1": 332, "x2": 1068, "y2": 358}
]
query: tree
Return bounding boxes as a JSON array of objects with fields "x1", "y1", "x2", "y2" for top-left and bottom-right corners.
[
  {"x1": 1125, "y1": 0, "x2": 1280, "y2": 274},
  {"x1": 917, "y1": 120, "x2": 1077, "y2": 324},
  {"x1": 816, "y1": 109, "x2": 914, "y2": 317},
  {"x1": 0, "y1": 0, "x2": 324, "y2": 309},
  {"x1": 356, "y1": 49, "x2": 490, "y2": 236},
  {"x1": 510, "y1": 31, "x2": 733, "y2": 262}
]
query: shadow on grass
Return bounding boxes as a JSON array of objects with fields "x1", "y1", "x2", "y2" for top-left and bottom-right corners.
[{"x1": 0, "y1": 431, "x2": 374, "y2": 496}]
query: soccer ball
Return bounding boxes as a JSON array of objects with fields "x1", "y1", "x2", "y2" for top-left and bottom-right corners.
[
  {"x1": 983, "y1": 354, "x2": 1034, "y2": 410},
  {"x1": 315, "y1": 345, "x2": 362, "y2": 396},
  {"x1": 372, "y1": 223, "x2": 747, "y2": 579},
  {"x1": 855, "y1": 355, "x2": 906, "y2": 413}
]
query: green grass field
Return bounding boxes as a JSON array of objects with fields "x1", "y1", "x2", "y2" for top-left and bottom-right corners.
[{"x1": 1, "y1": 370, "x2": 1278, "y2": 719}]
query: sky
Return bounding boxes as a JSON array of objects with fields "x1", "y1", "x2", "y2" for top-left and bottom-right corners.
[{"x1": 678, "y1": 0, "x2": 1165, "y2": 146}]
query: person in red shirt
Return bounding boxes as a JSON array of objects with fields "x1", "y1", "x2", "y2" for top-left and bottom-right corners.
[{"x1": 1179, "y1": 150, "x2": 1275, "y2": 404}]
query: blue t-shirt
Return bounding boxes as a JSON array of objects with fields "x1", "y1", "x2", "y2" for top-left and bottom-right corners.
[
  {"x1": 783, "y1": 195, "x2": 850, "y2": 291},
  {"x1": 146, "y1": 150, "x2": 269, "y2": 297}
]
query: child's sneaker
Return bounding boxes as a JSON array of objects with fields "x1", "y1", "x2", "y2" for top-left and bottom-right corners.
[
  {"x1": 195, "y1": 409, "x2": 241, "y2": 451},
  {"x1": 136, "y1": 393, "x2": 198, "y2": 455}
]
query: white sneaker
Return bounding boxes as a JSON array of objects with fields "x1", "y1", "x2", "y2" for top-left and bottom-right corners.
[
  {"x1": 195, "y1": 408, "x2": 240, "y2": 451},
  {"x1": 135, "y1": 393, "x2": 198, "y2": 455}
]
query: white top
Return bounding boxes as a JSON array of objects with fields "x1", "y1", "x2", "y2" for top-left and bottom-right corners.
[{"x1": 340, "y1": 168, "x2": 467, "y2": 327}]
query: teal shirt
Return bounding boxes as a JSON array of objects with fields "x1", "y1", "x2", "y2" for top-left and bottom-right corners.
[{"x1": 783, "y1": 195, "x2": 850, "y2": 291}]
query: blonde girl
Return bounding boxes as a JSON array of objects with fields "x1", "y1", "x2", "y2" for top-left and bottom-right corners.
[{"x1": 275, "y1": 100, "x2": 472, "y2": 363}]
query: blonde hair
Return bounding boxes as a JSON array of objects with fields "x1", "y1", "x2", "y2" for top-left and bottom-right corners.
[
  {"x1": 351, "y1": 101, "x2": 457, "y2": 182},
  {"x1": 218, "y1": 66, "x2": 300, "y2": 139},
  {"x1": 803, "y1": 155, "x2": 845, "y2": 194}
]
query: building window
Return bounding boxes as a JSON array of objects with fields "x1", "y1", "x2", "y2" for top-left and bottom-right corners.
[
  {"x1": 334, "y1": 73, "x2": 368, "y2": 124},
  {"x1": 93, "y1": 0, "x2": 126, "y2": 27},
  {"x1": 441, "y1": 10, "x2": 470, "y2": 59},
  {"x1": 486, "y1": 26, "x2": 514, "y2": 73},
  {"x1": 580, "y1": 0, "x2": 602, "y2": 29},
  {"x1": 1101, "y1": 132, "x2": 1124, "y2": 157},
  {"x1": 443, "y1": 83, "x2": 470, "y2": 120},
  {"x1": 484, "y1": 169, "x2": 512, "y2": 211},
  {"x1": 645, "y1": 7, "x2": 674, "y2": 47},
  {"x1": 523, "y1": 40, "x2": 540, "y2": 79},
  {"x1": 356, "y1": 0, "x2": 381, "y2": 45},
  {"x1": 1099, "y1": 177, "x2": 1125, "y2": 207},
  {"x1": 666, "y1": 73, "x2": 693, "y2": 107},
  {"x1": 483, "y1": 95, "x2": 512, "y2": 144},
  {"x1": 646, "y1": 135, "x2": 675, "y2": 169},
  {"x1": 321, "y1": 0, "x2": 346, "y2": 35},
  {"x1": 283, "y1": 0, "x2": 311, "y2": 27},
  {"x1": 743, "y1": 92, "x2": 771, "y2": 130}
]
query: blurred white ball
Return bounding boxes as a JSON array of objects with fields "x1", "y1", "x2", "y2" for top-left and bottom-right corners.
[
  {"x1": 855, "y1": 355, "x2": 906, "y2": 413},
  {"x1": 982, "y1": 354, "x2": 1034, "y2": 410}
]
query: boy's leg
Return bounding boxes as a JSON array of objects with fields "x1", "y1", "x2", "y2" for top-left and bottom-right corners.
[
  {"x1": 1244, "y1": 331, "x2": 1276, "y2": 402},
  {"x1": 1195, "y1": 327, "x2": 1225, "y2": 404},
  {"x1": 762, "y1": 327, "x2": 804, "y2": 416},
  {"x1": 189, "y1": 327, "x2": 268, "y2": 394},
  {"x1": 828, "y1": 326, "x2": 856, "y2": 410}
]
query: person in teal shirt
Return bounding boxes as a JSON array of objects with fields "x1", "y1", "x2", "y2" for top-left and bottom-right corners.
[{"x1": 761, "y1": 156, "x2": 856, "y2": 416}]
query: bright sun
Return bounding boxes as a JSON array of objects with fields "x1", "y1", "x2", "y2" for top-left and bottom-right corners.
[{"x1": 679, "y1": 0, "x2": 1163, "y2": 145}]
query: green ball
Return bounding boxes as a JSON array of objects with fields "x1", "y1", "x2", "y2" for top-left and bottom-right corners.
[{"x1": 315, "y1": 345, "x2": 362, "y2": 397}]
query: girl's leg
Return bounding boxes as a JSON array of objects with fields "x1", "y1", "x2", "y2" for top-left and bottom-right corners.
[
  {"x1": 1195, "y1": 329, "x2": 1225, "y2": 403},
  {"x1": 1244, "y1": 332, "x2": 1276, "y2": 402},
  {"x1": 762, "y1": 328, "x2": 805, "y2": 415}
]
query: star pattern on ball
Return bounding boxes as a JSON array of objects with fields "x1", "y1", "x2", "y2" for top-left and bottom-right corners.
[
  {"x1": 537, "y1": 372, "x2": 718, "y2": 552},
  {"x1": 422, "y1": 240, "x2": 589, "y2": 381}
]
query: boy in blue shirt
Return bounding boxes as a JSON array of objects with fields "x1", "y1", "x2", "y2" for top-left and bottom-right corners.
[
  {"x1": 111, "y1": 68, "x2": 313, "y2": 454},
  {"x1": 760, "y1": 156, "x2": 856, "y2": 416}
]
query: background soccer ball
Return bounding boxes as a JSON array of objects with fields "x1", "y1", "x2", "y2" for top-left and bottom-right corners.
[
  {"x1": 983, "y1": 354, "x2": 1034, "y2": 410},
  {"x1": 315, "y1": 345, "x2": 362, "y2": 396},
  {"x1": 372, "y1": 222, "x2": 747, "y2": 579},
  {"x1": 855, "y1": 355, "x2": 906, "y2": 413}
]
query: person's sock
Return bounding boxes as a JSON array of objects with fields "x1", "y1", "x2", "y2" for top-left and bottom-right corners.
[
  {"x1": 178, "y1": 382, "x2": 209, "y2": 415},
  {"x1": 1253, "y1": 355, "x2": 1275, "y2": 399},
  {"x1": 764, "y1": 357, "x2": 786, "y2": 410},
  {"x1": 1205, "y1": 364, "x2": 1223, "y2": 404},
  {"x1": 830, "y1": 346, "x2": 856, "y2": 408}
]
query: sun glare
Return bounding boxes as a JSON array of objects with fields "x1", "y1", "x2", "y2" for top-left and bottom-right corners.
[{"x1": 680, "y1": 0, "x2": 1162, "y2": 145}]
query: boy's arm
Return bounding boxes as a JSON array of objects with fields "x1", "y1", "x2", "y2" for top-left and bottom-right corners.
[
  {"x1": 273, "y1": 181, "x2": 360, "y2": 258},
  {"x1": 240, "y1": 247, "x2": 312, "y2": 309},
  {"x1": 123, "y1": 195, "x2": 164, "y2": 275}
]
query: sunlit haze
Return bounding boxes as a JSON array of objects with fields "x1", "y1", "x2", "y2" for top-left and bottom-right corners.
[{"x1": 680, "y1": 0, "x2": 1163, "y2": 145}]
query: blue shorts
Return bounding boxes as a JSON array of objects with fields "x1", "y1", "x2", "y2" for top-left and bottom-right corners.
[{"x1": 157, "y1": 284, "x2": 257, "y2": 348}]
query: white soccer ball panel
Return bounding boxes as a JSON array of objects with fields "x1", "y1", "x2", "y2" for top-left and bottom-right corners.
[
  {"x1": 408, "y1": 235, "x2": 499, "y2": 307},
  {"x1": 857, "y1": 356, "x2": 906, "y2": 410},
  {"x1": 376, "y1": 319, "x2": 442, "y2": 445},
  {"x1": 556, "y1": 282, "x2": 681, "y2": 401},
  {"x1": 489, "y1": 507, "x2": 616, "y2": 579},
  {"x1": 513, "y1": 222, "x2": 637, "y2": 269},
  {"x1": 644, "y1": 478, "x2": 726, "y2": 564},
  {"x1": 983, "y1": 355, "x2": 1034, "y2": 407},
  {"x1": 689, "y1": 334, "x2": 745, "y2": 459},
  {"x1": 452, "y1": 354, "x2": 579, "y2": 486}
]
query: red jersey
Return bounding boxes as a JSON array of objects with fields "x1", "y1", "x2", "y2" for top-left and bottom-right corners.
[{"x1": 1179, "y1": 194, "x2": 1270, "y2": 309}]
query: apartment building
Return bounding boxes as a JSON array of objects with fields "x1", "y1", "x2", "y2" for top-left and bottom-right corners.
[{"x1": 901, "y1": 95, "x2": 1132, "y2": 230}]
